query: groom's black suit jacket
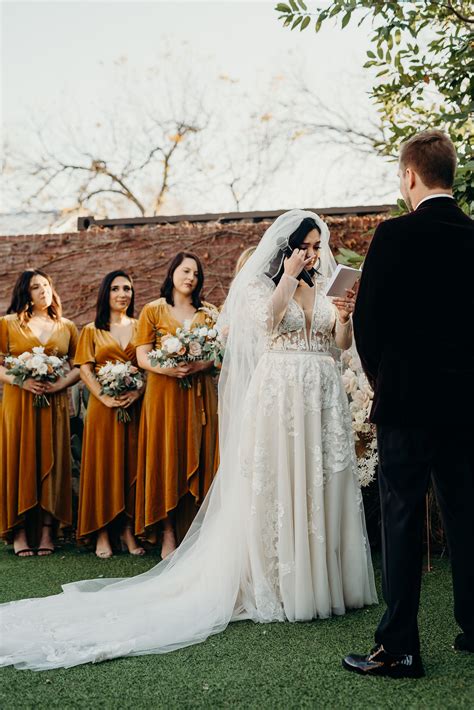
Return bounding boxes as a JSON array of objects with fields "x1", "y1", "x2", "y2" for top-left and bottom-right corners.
[{"x1": 353, "y1": 196, "x2": 474, "y2": 424}]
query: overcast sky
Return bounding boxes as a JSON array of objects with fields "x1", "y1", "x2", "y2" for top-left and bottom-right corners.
[{"x1": 1, "y1": 0, "x2": 399, "y2": 218}]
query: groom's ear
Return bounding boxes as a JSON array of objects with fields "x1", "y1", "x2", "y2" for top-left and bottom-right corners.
[{"x1": 404, "y1": 166, "x2": 417, "y2": 190}]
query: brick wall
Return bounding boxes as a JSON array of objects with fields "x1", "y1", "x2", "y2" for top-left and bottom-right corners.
[{"x1": 0, "y1": 212, "x2": 386, "y2": 328}]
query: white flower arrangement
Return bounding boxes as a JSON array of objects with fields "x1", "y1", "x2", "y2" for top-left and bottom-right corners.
[
  {"x1": 5, "y1": 346, "x2": 67, "y2": 407},
  {"x1": 148, "y1": 321, "x2": 224, "y2": 389},
  {"x1": 97, "y1": 360, "x2": 144, "y2": 423},
  {"x1": 341, "y1": 350, "x2": 377, "y2": 487}
]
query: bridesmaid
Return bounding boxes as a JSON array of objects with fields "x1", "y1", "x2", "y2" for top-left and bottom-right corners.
[
  {"x1": 0, "y1": 269, "x2": 79, "y2": 557},
  {"x1": 75, "y1": 271, "x2": 145, "y2": 559},
  {"x1": 135, "y1": 252, "x2": 219, "y2": 558}
]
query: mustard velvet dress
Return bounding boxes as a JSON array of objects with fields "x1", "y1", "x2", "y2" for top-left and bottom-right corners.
[
  {"x1": 0, "y1": 314, "x2": 78, "y2": 545},
  {"x1": 135, "y1": 299, "x2": 219, "y2": 541},
  {"x1": 74, "y1": 322, "x2": 142, "y2": 539}
]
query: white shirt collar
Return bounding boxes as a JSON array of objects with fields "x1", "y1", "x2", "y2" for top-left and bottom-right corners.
[{"x1": 416, "y1": 194, "x2": 454, "y2": 209}]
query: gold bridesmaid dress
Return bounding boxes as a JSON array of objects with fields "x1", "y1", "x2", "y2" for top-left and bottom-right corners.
[
  {"x1": 74, "y1": 321, "x2": 142, "y2": 540},
  {"x1": 0, "y1": 314, "x2": 78, "y2": 545},
  {"x1": 135, "y1": 299, "x2": 219, "y2": 542}
]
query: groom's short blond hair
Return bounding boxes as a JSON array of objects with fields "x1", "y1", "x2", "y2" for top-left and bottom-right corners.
[{"x1": 400, "y1": 130, "x2": 457, "y2": 189}]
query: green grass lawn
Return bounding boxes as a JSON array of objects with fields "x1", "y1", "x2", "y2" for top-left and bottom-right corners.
[{"x1": 0, "y1": 545, "x2": 473, "y2": 709}]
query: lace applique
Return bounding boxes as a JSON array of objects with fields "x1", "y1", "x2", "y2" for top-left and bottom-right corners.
[
  {"x1": 321, "y1": 406, "x2": 354, "y2": 474},
  {"x1": 279, "y1": 300, "x2": 304, "y2": 334},
  {"x1": 241, "y1": 443, "x2": 270, "y2": 496},
  {"x1": 246, "y1": 279, "x2": 273, "y2": 338},
  {"x1": 270, "y1": 279, "x2": 338, "y2": 353}
]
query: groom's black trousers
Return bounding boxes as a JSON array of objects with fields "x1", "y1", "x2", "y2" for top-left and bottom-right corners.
[{"x1": 375, "y1": 424, "x2": 474, "y2": 655}]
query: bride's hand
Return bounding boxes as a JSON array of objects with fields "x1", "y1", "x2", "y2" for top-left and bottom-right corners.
[
  {"x1": 283, "y1": 249, "x2": 314, "y2": 279},
  {"x1": 333, "y1": 289, "x2": 356, "y2": 323}
]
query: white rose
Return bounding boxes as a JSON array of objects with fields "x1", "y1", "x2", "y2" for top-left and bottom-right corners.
[
  {"x1": 353, "y1": 390, "x2": 371, "y2": 410},
  {"x1": 163, "y1": 337, "x2": 181, "y2": 354},
  {"x1": 36, "y1": 362, "x2": 48, "y2": 376},
  {"x1": 342, "y1": 369, "x2": 358, "y2": 395},
  {"x1": 207, "y1": 328, "x2": 217, "y2": 339},
  {"x1": 198, "y1": 327, "x2": 208, "y2": 337},
  {"x1": 28, "y1": 355, "x2": 44, "y2": 370},
  {"x1": 361, "y1": 382, "x2": 374, "y2": 398},
  {"x1": 48, "y1": 355, "x2": 62, "y2": 367}
]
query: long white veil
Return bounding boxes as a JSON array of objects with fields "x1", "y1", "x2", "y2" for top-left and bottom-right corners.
[{"x1": 0, "y1": 210, "x2": 339, "y2": 671}]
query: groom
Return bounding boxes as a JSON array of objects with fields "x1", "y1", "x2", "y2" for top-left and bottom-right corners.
[{"x1": 344, "y1": 130, "x2": 474, "y2": 678}]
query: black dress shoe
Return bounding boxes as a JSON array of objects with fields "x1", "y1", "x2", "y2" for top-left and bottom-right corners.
[
  {"x1": 342, "y1": 644, "x2": 425, "y2": 679},
  {"x1": 453, "y1": 634, "x2": 474, "y2": 652}
]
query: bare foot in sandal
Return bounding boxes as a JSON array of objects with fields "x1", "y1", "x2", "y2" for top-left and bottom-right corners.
[
  {"x1": 37, "y1": 522, "x2": 55, "y2": 556},
  {"x1": 13, "y1": 529, "x2": 35, "y2": 557}
]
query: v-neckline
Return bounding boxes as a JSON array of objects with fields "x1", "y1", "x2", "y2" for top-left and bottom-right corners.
[
  {"x1": 107, "y1": 324, "x2": 134, "y2": 352},
  {"x1": 165, "y1": 304, "x2": 200, "y2": 329},
  {"x1": 292, "y1": 285, "x2": 318, "y2": 346},
  {"x1": 26, "y1": 320, "x2": 57, "y2": 347}
]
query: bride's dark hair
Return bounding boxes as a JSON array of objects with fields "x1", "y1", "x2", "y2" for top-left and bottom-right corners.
[{"x1": 268, "y1": 217, "x2": 321, "y2": 286}]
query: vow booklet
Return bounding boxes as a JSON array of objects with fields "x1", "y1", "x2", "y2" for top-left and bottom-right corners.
[{"x1": 324, "y1": 264, "x2": 361, "y2": 298}]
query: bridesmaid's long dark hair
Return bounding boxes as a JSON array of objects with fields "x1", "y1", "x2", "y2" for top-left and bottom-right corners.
[
  {"x1": 160, "y1": 252, "x2": 204, "y2": 309},
  {"x1": 7, "y1": 269, "x2": 62, "y2": 323},
  {"x1": 95, "y1": 270, "x2": 135, "y2": 331}
]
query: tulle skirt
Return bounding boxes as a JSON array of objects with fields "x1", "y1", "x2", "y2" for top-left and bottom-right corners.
[{"x1": 0, "y1": 350, "x2": 376, "y2": 671}]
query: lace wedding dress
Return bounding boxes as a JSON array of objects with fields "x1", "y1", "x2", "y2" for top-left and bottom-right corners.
[
  {"x1": 237, "y1": 274, "x2": 376, "y2": 621},
  {"x1": 0, "y1": 210, "x2": 376, "y2": 671}
]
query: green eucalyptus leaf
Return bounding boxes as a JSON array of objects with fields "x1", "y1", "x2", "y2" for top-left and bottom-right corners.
[
  {"x1": 292, "y1": 15, "x2": 303, "y2": 29},
  {"x1": 275, "y1": 2, "x2": 292, "y2": 12},
  {"x1": 300, "y1": 15, "x2": 311, "y2": 30},
  {"x1": 341, "y1": 12, "x2": 351, "y2": 29}
]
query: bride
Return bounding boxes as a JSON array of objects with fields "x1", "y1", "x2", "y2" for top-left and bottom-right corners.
[{"x1": 0, "y1": 209, "x2": 376, "y2": 670}]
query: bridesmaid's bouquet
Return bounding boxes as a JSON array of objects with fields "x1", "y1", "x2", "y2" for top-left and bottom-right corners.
[
  {"x1": 97, "y1": 360, "x2": 144, "y2": 423},
  {"x1": 148, "y1": 325, "x2": 224, "y2": 389},
  {"x1": 5, "y1": 346, "x2": 67, "y2": 408},
  {"x1": 341, "y1": 350, "x2": 377, "y2": 487}
]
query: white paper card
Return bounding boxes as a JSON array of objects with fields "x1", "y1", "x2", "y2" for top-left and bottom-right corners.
[{"x1": 324, "y1": 264, "x2": 361, "y2": 298}]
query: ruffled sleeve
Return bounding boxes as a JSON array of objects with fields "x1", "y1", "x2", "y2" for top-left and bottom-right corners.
[
  {"x1": 135, "y1": 304, "x2": 158, "y2": 347},
  {"x1": 74, "y1": 324, "x2": 96, "y2": 366}
]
